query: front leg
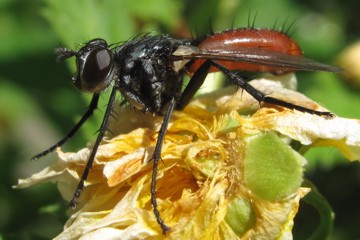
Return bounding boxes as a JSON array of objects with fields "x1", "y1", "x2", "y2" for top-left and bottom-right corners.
[
  {"x1": 32, "y1": 93, "x2": 100, "y2": 160},
  {"x1": 70, "y1": 87, "x2": 118, "y2": 208}
]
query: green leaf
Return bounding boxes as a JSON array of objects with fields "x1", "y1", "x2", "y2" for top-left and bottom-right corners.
[{"x1": 244, "y1": 132, "x2": 306, "y2": 201}]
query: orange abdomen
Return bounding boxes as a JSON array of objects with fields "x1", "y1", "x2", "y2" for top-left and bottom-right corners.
[{"x1": 187, "y1": 28, "x2": 303, "y2": 74}]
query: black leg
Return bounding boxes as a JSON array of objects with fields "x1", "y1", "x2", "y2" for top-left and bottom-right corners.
[
  {"x1": 150, "y1": 97, "x2": 176, "y2": 234},
  {"x1": 177, "y1": 60, "x2": 212, "y2": 110},
  {"x1": 210, "y1": 61, "x2": 335, "y2": 118},
  {"x1": 32, "y1": 93, "x2": 100, "y2": 160},
  {"x1": 69, "y1": 87, "x2": 118, "y2": 208}
]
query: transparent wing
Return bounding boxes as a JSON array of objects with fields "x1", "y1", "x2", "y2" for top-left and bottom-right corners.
[{"x1": 173, "y1": 46, "x2": 343, "y2": 73}]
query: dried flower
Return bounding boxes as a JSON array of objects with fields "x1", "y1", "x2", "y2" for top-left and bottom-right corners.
[{"x1": 16, "y1": 73, "x2": 360, "y2": 239}]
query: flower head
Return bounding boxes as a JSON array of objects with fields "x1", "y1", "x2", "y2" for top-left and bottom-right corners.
[{"x1": 16, "y1": 73, "x2": 360, "y2": 239}]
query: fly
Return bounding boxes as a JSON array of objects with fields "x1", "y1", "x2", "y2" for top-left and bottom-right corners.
[{"x1": 32, "y1": 28, "x2": 342, "y2": 234}]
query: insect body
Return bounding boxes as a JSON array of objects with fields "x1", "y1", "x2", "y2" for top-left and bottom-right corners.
[{"x1": 33, "y1": 28, "x2": 342, "y2": 234}]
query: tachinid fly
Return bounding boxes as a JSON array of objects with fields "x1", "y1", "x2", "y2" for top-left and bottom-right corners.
[{"x1": 33, "y1": 28, "x2": 342, "y2": 234}]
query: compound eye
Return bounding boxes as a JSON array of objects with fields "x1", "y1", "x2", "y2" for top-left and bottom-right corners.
[{"x1": 77, "y1": 48, "x2": 113, "y2": 92}]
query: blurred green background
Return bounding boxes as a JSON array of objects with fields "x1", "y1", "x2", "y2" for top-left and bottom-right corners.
[{"x1": 0, "y1": 0, "x2": 359, "y2": 239}]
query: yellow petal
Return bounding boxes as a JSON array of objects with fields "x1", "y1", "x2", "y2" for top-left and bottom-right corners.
[{"x1": 17, "y1": 73, "x2": 359, "y2": 239}]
